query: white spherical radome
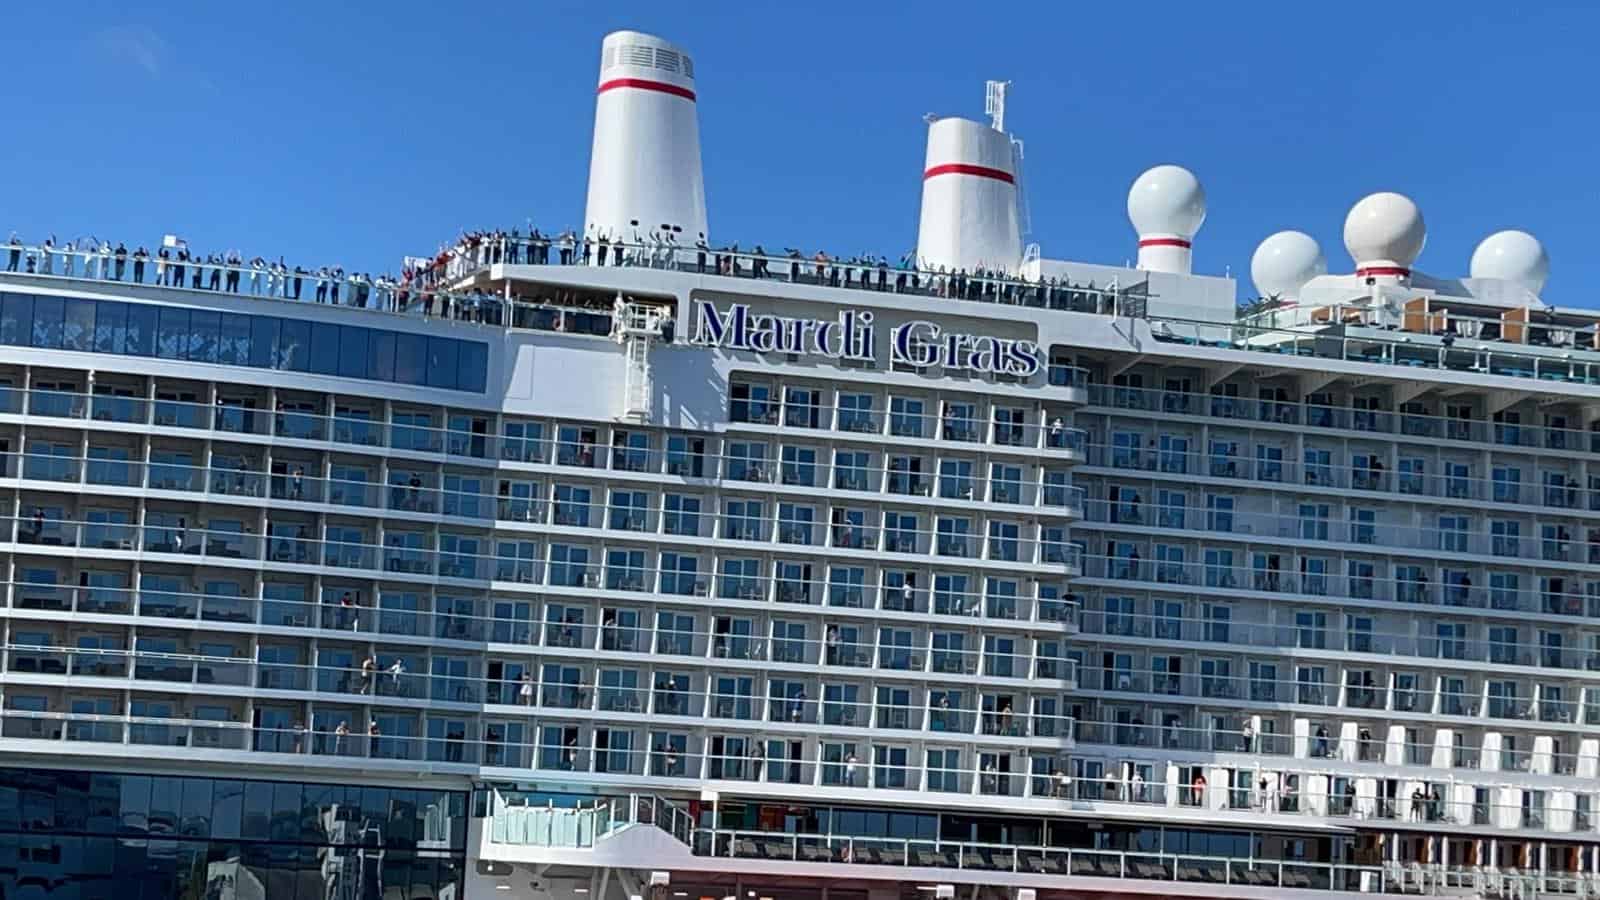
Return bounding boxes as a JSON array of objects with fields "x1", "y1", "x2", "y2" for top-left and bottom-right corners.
[
  {"x1": 1342, "y1": 192, "x2": 1425, "y2": 268},
  {"x1": 1470, "y1": 230, "x2": 1549, "y2": 294},
  {"x1": 1127, "y1": 165, "x2": 1207, "y2": 238},
  {"x1": 1250, "y1": 230, "x2": 1326, "y2": 299}
]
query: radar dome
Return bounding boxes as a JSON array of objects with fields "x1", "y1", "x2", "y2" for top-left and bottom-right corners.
[
  {"x1": 1127, "y1": 165, "x2": 1207, "y2": 239},
  {"x1": 1343, "y1": 192, "x2": 1425, "y2": 272},
  {"x1": 1251, "y1": 231, "x2": 1326, "y2": 299},
  {"x1": 1470, "y1": 230, "x2": 1548, "y2": 294}
]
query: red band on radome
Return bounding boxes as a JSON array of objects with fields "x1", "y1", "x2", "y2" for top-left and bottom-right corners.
[
  {"x1": 1138, "y1": 237, "x2": 1193, "y2": 249},
  {"x1": 1356, "y1": 266, "x2": 1410, "y2": 277},
  {"x1": 923, "y1": 163, "x2": 1016, "y2": 184},
  {"x1": 597, "y1": 78, "x2": 696, "y2": 101}
]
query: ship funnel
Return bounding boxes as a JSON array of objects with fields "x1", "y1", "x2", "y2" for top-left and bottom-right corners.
[
  {"x1": 583, "y1": 31, "x2": 708, "y2": 251},
  {"x1": 915, "y1": 115, "x2": 1022, "y2": 275}
]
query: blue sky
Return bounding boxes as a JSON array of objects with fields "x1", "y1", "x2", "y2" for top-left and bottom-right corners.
[{"x1": 1, "y1": 1, "x2": 1595, "y2": 302}]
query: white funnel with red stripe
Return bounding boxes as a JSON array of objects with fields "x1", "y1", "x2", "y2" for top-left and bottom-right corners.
[
  {"x1": 915, "y1": 116, "x2": 1023, "y2": 275},
  {"x1": 583, "y1": 30, "x2": 708, "y2": 249}
]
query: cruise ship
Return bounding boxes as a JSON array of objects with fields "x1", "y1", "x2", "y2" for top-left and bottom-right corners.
[{"x1": 2, "y1": 26, "x2": 1598, "y2": 900}]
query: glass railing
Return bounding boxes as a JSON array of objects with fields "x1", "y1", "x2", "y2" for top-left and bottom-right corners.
[
  {"x1": 2, "y1": 240, "x2": 510, "y2": 324},
  {"x1": 692, "y1": 826, "x2": 1600, "y2": 894},
  {"x1": 448, "y1": 233, "x2": 1127, "y2": 320},
  {"x1": 1079, "y1": 498, "x2": 1596, "y2": 571},
  {"x1": 1081, "y1": 441, "x2": 1595, "y2": 516},
  {"x1": 727, "y1": 399, "x2": 1088, "y2": 450},
  {"x1": 1153, "y1": 311, "x2": 1600, "y2": 391},
  {"x1": 1077, "y1": 551, "x2": 1600, "y2": 622},
  {"x1": 1087, "y1": 383, "x2": 1595, "y2": 453},
  {"x1": 1076, "y1": 608, "x2": 1600, "y2": 676}
]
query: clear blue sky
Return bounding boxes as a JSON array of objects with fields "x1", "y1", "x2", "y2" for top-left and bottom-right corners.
[{"x1": 2, "y1": 1, "x2": 1596, "y2": 302}]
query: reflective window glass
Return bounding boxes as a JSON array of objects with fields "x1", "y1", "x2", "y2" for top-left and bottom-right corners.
[
  {"x1": 157, "y1": 305, "x2": 189, "y2": 358},
  {"x1": 0, "y1": 291, "x2": 32, "y2": 344},
  {"x1": 310, "y1": 323, "x2": 341, "y2": 375},
  {"x1": 31, "y1": 294, "x2": 64, "y2": 348},
  {"x1": 339, "y1": 326, "x2": 370, "y2": 379},
  {"x1": 93, "y1": 300, "x2": 127, "y2": 353},
  {"x1": 426, "y1": 337, "x2": 459, "y2": 390},
  {"x1": 125, "y1": 304, "x2": 158, "y2": 356},
  {"x1": 63, "y1": 298, "x2": 96, "y2": 351}
]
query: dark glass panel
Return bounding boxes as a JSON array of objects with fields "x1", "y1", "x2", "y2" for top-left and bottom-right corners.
[
  {"x1": 458, "y1": 340, "x2": 488, "y2": 393},
  {"x1": 218, "y1": 313, "x2": 252, "y2": 366},
  {"x1": 425, "y1": 337, "x2": 459, "y2": 390},
  {"x1": 240, "y1": 780, "x2": 273, "y2": 840},
  {"x1": 156, "y1": 306, "x2": 189, "y2": 359},
  {"x1": 277, "y1": 319, "x2": 312, "y2": 372},
  {"x1": 31, "y1": 294, "x2": 64, "y2": 348},
  {"x1": 339, "y1": 326, "x2": 370, "y2": 379},
  {"x1": 179, "y1": 776, "x2": 212, "y2": 838},
  {"x1": 93, "y1": 300, "x2": 127, "y2": 354},
  {"x1": 0, "y1": 291, "x2": 33, "y2": 344},
  {"x1": 249, "y1": 316, "x2": 279, "y2": 368},
  {"x1": 148, "y1": 776, "x2": 181, "y2": 836},
  {"x1": 310, "y1": 323, "x2": 341, "y2": 375},
  {"x1": 120, "y1": 775, "x2": 152, "y2": 834},
  {"x1": 188, "y1": 310, "x2": 220, "y2": 363},
  {"x1": 395, "y1": 333, "x2": 427, "y2": 385},
  {"x1": 369, "y1": 330, "x2": 396, "y2": 382},
  {"x1": 211, "y1": 780, "x2": 243, "y2": 841},
  {"x1": 62, "y1": 297, "x2": 97, "y2": 351},
  {"x1": 124, "y1": 304, "x2": 158, "y2": 356}
]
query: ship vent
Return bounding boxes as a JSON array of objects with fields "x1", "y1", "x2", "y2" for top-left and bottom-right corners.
[{"x1": 602, "y1": 42, "x2": 694, "y2": 80}]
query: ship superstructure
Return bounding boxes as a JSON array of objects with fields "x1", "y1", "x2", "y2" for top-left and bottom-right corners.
[{"x1": 0, "y1": 27, "x2": 1597, "y2": 900}]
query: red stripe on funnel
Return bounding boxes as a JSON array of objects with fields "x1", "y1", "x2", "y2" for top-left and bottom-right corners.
[
  {"x1": 923, "y1": 163, "x2": 1015, "y2": 184},
  {"x1": 1356, "y1": 266, "x2": 1410, "y2": 277},
  {"x1": 1138, "y1": 237, "x2": 1192, "y2": 249},
  {"x1": 597, "y1": 78, "x2": 696, "y2": 101}
]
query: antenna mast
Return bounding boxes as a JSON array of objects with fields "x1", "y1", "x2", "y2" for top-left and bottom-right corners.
[{"x1": 985, "y1": 80, "x2": 1010, "y2": 133}]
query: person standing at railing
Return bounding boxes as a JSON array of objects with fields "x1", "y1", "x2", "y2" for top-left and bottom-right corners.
[
  {"x1": 559, "y1": 229, "x2": 576, "y2": 264},
  {"x1": 225, "y1": 250, "x2": 241, "y2": 292},
  {"x1": 5, "y1": 233, "x2": 19, "y2": 272},
  {"x1": 334, "y1": 720, "x2": 349, "y2": 755},
  {"x1": 39, "y1": 234, "x2": 55, "y2": 274},
  {"x1": 155, "y1": 246, "x2": 169, "y2": 285},
  {"x1": 132, "y1": 246, "x2": 148, "y2": 284}
]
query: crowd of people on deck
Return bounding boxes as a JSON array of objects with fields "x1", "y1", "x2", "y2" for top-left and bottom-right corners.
[
  {"x1": 5, "y1": 231, "x2": 504, "y2": 323},
  {"x1": 7, "y1": 222, "x2": 1121, "y2": 329},
  {"x1": 437, "y1": 225, "x2": 1121, "y2": 313}
]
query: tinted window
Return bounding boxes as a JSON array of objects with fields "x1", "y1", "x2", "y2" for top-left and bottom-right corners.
[
  {"x1": 31, "y1": 294, "x2": 64, "y2": 349},
  {"x1": 458, "y1": 341, "x2": 488, "y2": 393},
  {"x1": 369, "y1": 331, "x2": 396, "y2": 382},
  {"x1": 339, "y1": 326, "x2": 369, "y2": 379},
  {"x1": 94, "y1": 301, "x2": 127, "y2": 354},
  {"x1": 426, "y1": 337, "x2": 459, "y2": 390},
  {"x1": 309, "y1": 323, "x2": 341, "y2": 375},
  {"x1": 189, "y1": 310, "x2": 220, "y2": 363},
  {"x1": 62, "y1": 298, "x2": 96, "y2": 352},
  {"x1": 219, "y1": 313, "x2": 252, "y2": 366},
  {"x1": 157, "y1": 306, "x2": 189, "y2": 359},
  {"x1": 395, "y1": 333, "x2": 427, "y2": 385},
  {"x1": 277, "y1": 319, "x2": 311, "y2": 372},
  {"x1": 0, "y1": 293, "x2": 487, "y2": 392},
  {"x1": 125, "y1": 304, "x2": 158, "y2": 356},
  {"x1": 249, "y1": 315, "x2": 279, "y2": 368},
  {"x1": 0, "y1": 292, "x2": 31, "y2": 345}
]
